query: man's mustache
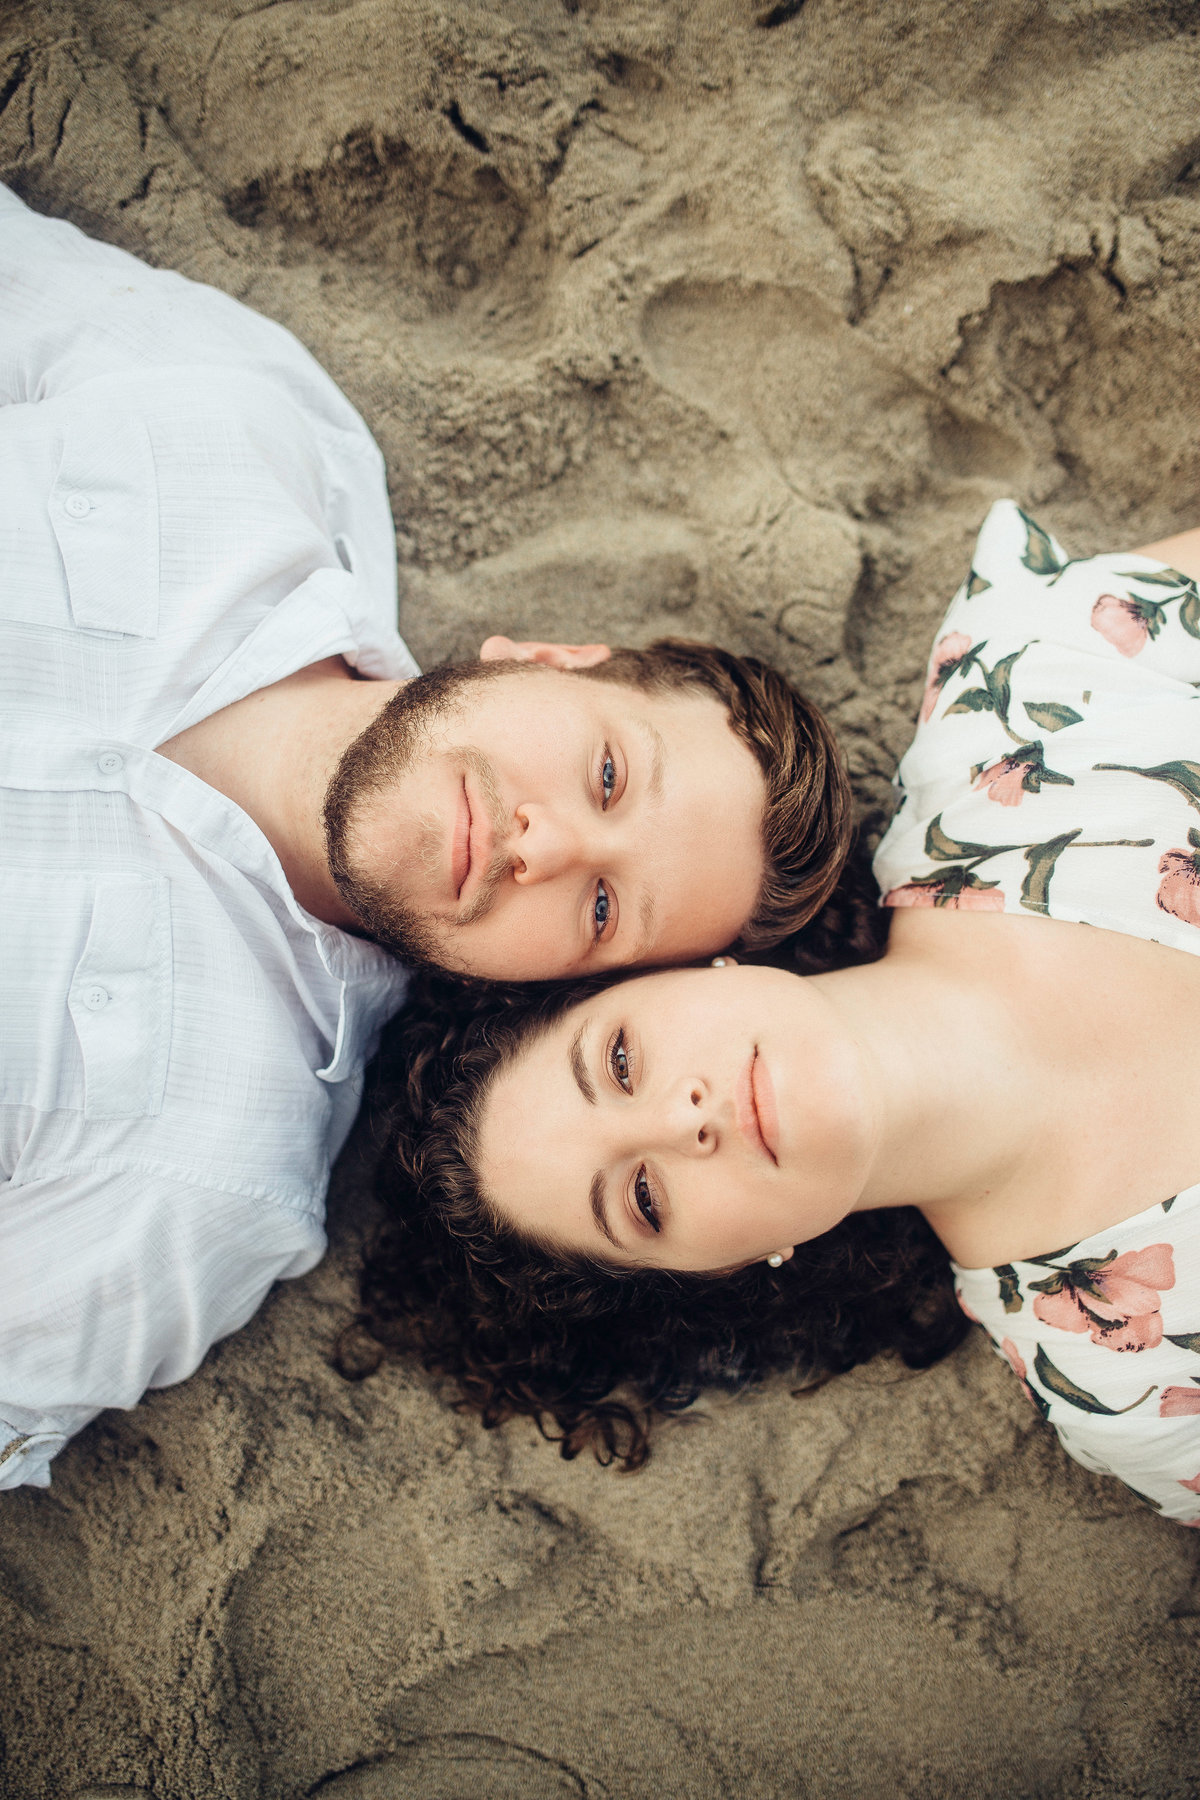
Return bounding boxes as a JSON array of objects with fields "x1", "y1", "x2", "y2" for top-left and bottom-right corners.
[{"x1": 452, "y1": 746, "x2": 509, "y2": 927}]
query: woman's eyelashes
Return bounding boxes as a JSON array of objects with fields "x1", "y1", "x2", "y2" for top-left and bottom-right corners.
[
  {"x1": 633, "y1": 1167, "x2": 660, "y2": 1233},
  {"x1": 605, "y1": 1031, "x2": 662, "y2": 1235},
  {"x1": 608, "y1": 1027, "x2": 633, "y2": 1093}
]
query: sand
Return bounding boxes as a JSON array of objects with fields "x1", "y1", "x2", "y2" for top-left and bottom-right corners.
[{"x1": 3, "y1": 1, "x2": 1200, "y2": 1794}]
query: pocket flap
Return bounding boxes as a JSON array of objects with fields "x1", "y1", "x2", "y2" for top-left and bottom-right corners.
[
  {"x1": 67, "y1": 875, "x2": 172, "y2": 1118},
  {"x1": 49, "y1": 416, "x2": 160, "y2": 637}
]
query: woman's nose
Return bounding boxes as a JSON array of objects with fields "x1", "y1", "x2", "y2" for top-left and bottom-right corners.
[
  {"x1": 663, "y1": 1079, "x2": 716, "y2": 1156},
  {"x1": 509, "y1": 802, "x2": 588, "y2": 885}
]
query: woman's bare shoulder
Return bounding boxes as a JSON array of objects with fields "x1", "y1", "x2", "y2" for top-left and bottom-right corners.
[{"x1": 1134, "y1": 526, "x2": 1200, "y2": 583}]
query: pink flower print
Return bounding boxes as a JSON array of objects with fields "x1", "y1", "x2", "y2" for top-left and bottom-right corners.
[
  {"x1": 921, "y1": 631, "x2": 973, "y2": 720},
  {"x1": 973, "y1": 754, "x2": 1033, "y2": 807},
  {"x1": 886, "y1": 878, "x2": 1006, "y2": 911},
  {"x1": 957, "y1": 1293, "x2": 982, "y2": 1324},
  {"x1": 1160, "y1": 1386, "x2": 1200, "y2": 1418},
  {"x1": 1030, "y1": 1243, "x2": 1175, "y2": 1352},
  {"x1": 1180, "y1": 1472, "x2": 1200, "y2": 1494},
  {"x1": 1156, "y1": 848, "x2": 1200, "y2": 930},
  {"x1": 1091, "y1": 593, "x2": 1150, "y2": 657}
]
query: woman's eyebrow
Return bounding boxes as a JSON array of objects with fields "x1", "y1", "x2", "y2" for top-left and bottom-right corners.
[
  {"x1": 590, "y1": 1169, "x2": 619, "y2": 1247},
  {"x1": 569, "y1": 1021, "x2": 596, "y2": 1105}
]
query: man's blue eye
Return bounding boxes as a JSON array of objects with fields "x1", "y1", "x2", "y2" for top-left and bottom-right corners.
[
  {"x1": 593, "y1": 881, "x2": 610, "y2": 935},
  {"x1": 601, "y1": 754, "x2": 616, "y2": 805}
]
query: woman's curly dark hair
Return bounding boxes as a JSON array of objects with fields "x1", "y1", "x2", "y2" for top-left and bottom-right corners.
[{"x1": 351, "y1": 836, "x2": 968, "y2": 1470}]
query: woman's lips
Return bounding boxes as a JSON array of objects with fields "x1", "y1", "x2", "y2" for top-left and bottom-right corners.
[
  {"x1": 736, "y1": 1047, "x2": 778, "y2": 1165},
  {"x1": 751, "y1": 1049, "x2": 780, "y2": 1162}
]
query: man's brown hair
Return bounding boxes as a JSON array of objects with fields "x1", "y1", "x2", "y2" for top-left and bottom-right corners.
[{"x1": 579, "y1": 639, "x2": 853, "y2": 952}]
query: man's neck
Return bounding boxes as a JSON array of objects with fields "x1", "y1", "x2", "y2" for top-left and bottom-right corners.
[{"x1": 157, "y1": 657, "x2": 405, "y2": 926}]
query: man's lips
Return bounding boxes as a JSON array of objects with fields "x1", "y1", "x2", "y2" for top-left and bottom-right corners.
[
  {"x1": 451, "y1": 772, "x2": 496, "y2": 907},
  {"x1": 735, "y1": 1046, "x2": 779, "y2": 1165},
  {"x1": 451, "y1": 780, "x2": 471, "y2": 899}
]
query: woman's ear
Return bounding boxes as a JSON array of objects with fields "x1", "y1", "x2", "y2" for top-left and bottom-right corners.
[{"x1": 479, "y1": 635, "x2": 612, "y2": 669}]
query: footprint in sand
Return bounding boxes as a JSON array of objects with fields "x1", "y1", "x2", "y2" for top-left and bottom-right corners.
[
  {"x1": 310, "y1": 1733, "x2": 589, "y2": 1799},
  {"x1": 640, "y1": 277, "x2": 1021, "y2": 520}
]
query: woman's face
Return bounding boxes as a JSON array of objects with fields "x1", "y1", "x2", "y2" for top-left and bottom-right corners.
[{"x1": 476, "y1": 963, "x2": 876, "y2": 1272}]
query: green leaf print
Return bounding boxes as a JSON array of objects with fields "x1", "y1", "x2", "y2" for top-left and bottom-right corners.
[
  {"x1": 988, "y1": 648, "x2": 1025, "y2": 723},
  {"x1": 966, "y1": 569, "x2": 992, "y2": 597},
  {"x1": 1032, "y1": 1347, "x2": 1156, "y2": 1416},
  {"x1": 1165, "y1": 1332, "x2": 1200, "y2": 1354},
  {"x1": 903, "y1": 867, "x2": 1003, "y2": 905},
  {"x1": 1115, "y1": 566, "x2": 1193, "y2": 588},
  {"x1": 1019, "y1": 510, "x2": 1065, "y2": 578},
  {"x1": 924, "y1": 814, "x2": 1009, "y2": 863},
  {"x1": 995, "y1": 1264, "x2": 1023, "y2": 1314},
  {"x1": 1028, "y1": 1252, "x2": 1115, "y2": 1296},
  {"x1": 1023, "y1": 702, "x2": 1084, "y2": 733},
  {"x1": 1123, "y1": 1485, "x2": 1165, "y2": 1514},
  {"x1": 1020, "y1": 831, "x2": 1083, "y2": 916},
  {"x1": 945, "y1": 688, "x2": 996, "y2": 716},
  {"x1": 1094, "y1": 760, "x2": 1200, "y2": 814},
  {"x1": 1116, "y1": 567, "x2": 1200, "y2": 638}
]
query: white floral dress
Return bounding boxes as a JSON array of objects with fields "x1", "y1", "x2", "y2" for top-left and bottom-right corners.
[{"x1": 873, "y1": 499, "x2": 1200, "y2": 1525}]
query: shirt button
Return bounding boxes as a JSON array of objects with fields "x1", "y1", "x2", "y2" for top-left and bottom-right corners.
[
  {"x1": 64, "y1": 492, "x2": 93, "y2": 520},
  {"x1": 82, "y1": 986, "x2": 110, "y2": 1011},
  {"x1": 97, "y1": 750, "x2": 125, "y2": 775}
]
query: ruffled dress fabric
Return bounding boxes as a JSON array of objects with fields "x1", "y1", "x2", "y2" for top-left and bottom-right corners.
[{"x1": 873, "y1": 500, "x2": 1200, "y2": 1524}]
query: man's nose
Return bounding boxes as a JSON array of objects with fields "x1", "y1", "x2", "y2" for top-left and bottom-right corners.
[{"x1": 509, "y1": 802, "x2": 594, "y2": 885}]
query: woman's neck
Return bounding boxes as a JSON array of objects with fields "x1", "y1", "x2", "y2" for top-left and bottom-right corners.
[
  {"x1": 808, "y1": 918, "x2": 1052, "y2": 1245},
  {"x1": 812, "y1": 906, "x2": 1200, "y2": 1266}
]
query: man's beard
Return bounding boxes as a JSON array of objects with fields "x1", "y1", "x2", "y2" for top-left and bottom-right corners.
[{"x1": 322, "y1": 658, "x2": 514, "y2": 965}]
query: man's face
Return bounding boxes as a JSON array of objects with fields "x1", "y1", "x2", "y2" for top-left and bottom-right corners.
[{"x1": 325, "y1": 664, "x2": 767, "y2": 979}]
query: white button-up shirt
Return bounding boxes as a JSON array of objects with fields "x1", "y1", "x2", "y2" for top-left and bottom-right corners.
[{"x1": 0, "y1": 189, "x2": 418, "y2": 1488}]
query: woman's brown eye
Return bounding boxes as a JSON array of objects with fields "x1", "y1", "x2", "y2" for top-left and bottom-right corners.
[
  {"x1": 610, "y1": 1030, "x2": 632, "y2": 1092},
  {"x1": 635, "y1": 1169, "x2": 659, "y2": 1232}
]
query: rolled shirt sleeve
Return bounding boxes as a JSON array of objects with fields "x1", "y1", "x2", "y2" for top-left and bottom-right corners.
[{"x1": 0, "y1": 1166, "x2": 325, "y2": 1488}]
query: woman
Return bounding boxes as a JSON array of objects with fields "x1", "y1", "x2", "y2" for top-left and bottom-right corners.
[{"x1": 362, "y1": 500, "x2": 1200, "y2": 1523}]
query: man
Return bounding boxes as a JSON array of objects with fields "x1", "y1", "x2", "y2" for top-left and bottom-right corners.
[{"x1": 0, "y1": 191, "x2": 848, "y2": 1487}]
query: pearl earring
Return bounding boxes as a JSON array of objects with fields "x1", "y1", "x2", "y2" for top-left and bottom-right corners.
[
  {"x1": 767, "y1": 1252, "x2": 784, "y2": 1269},
  {"x1": 711, "y1": 956, "x2": 728, "y2": 967}
]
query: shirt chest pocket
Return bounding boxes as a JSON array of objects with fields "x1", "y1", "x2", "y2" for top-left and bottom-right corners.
[
  {"x1": 0, "y1": 873, "x2": 172, "y2": 1119},
  {"x1": 0, "y1": 406, "x2": 159, "y2": 638}
]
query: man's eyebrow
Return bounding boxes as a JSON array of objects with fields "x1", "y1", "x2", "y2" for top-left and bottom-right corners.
[
  {"x1": 636, "y1": 717, "x2": 667, "y2": 802},
  {"x1": 590, "y1": 1168, "x2": 619, "y2": 1248},
  {"x1": 612, "y1": 717, "x2": 665, "y2": 963},
  {"x1": 569, "y1": 1022, "x2": 596, "y2": 1105},
  {"x1": 639, "y1": 886, "x2": 657, "y2": 943}
]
